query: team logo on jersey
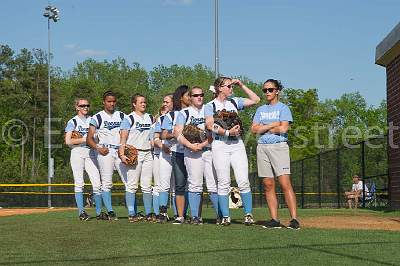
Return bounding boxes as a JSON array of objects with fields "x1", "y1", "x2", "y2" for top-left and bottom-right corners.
[
  {"x1": 260, "y1": 111, "x2": 280, "y2": 120},
  {"x1": 104, "y1": 121, "x2": 121, "y2": 130},
  {"x1": 189, "y1": 116, "x2": 205, "y2": 126},
  {"x1": 77, "y1": 125, "x2": 89, "y2": 135},
  {"x1": 135, "y1": 122, "x2": 151, "y2": 131}
]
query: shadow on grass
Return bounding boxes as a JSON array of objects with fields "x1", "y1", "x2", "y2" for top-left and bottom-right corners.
[{"x1": 2, "y1": 241, "x2": 399, "y2": 265}]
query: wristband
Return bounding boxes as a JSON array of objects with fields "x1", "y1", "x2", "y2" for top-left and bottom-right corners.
[{"x1": 224, "y1": 129, "x2": 230, "y2": 137}]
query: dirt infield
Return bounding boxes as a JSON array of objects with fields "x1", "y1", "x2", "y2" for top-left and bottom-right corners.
[
  {"x1": 0, "y1": 208, "x2": 73, "y2": 217},
  {"x1": 299, "y1": 215, "x2": 400, "y2": 231}
]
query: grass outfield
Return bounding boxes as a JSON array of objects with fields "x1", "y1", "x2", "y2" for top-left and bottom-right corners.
[{"x1": 1, "y1": 208, "x2": 399, "y2": 266}]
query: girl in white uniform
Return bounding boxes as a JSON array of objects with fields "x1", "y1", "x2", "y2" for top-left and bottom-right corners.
[
  {"x1": 154, "y1": 94, "x2": 174, "y2": 222},
  {"x1": 87, "y1": 91, "x2": 127, "y2": 221},
  {"x1": 65, "y1": 98, "x2": 102, "y2": 220},
  {"x1": 151, "y1": 103, "x2": 170, "y2": 221},
  {"x1": 119, "y1": 93, "x2": 155, "y2": 222},
  {"x1": 205, "y1": 77, "x2": 260, "y2": 226},
  {"x1": 174, "y1": 86, "x2": 220, "y2": 224},
  {"x1": 161, "y1": 85, "x2": 191, "y2": 224}
]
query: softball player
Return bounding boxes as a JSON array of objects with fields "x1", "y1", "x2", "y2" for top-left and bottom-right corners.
[
  {"x1": 151, "y1": 103, "x2": 170, "y2": 221},
  {"x1": 155, "y1": 94, "x2": 175, "y2": 222},
  {"x1": 65, "y1": 98, "x2": 102, "y2": 220},
  {"x1": 205, "y1": 77, "x2": 260, "y2": 226},
  {"x1": 87, "y1": 90, "x2": 127, "y2": 221},
  {"x1": 174, "y1": 86, "x2": 220, "y2": 225},
  {"x1": 251, "y1": 79, "x2": 299, "y2": 230},
  {"x1": 119, "y1": 93, "x2": 155, "y2": 222},
  {"x1": 161, "y1": 85, "x2": 191, "y2": 224}
]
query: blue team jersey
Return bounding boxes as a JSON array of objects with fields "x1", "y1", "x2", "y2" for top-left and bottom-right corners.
[{"x1": 253, "y1": 102, "x2": 293, "y2": 144}]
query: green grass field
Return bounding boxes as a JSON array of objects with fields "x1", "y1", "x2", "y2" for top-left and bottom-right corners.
[{"x1": 1, "y1": 208, "x2": 399, "y2": 265}]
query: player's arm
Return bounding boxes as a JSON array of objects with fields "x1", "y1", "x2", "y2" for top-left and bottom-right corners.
[
  {"x1": 65, "y1": 131, "x2": 86, "y2": 145},
  {"x1": 231, "y1": 79, "x2": 260, "y2": 107},
  {"x1": 267, "y1": 121, "x2": 290, "y2": 134},
  {"x1": 251, "y1": 121, "x2": 281, "y2": 135},
  {"x1": 87, "y1": 124, "x2": 109, "y2": 156},
  {"x1": 161, "y1": 129, "x2": 175, "y2": 140},
  {"x1": 205, "y1": 106, "x2": 240, "y2": 137},
  {"x1": 153, "y1": 132, "x2": 163, "y2": 149},
  {"x1": 118, "y1": 129, "x2": 130, "y2": 164},
  {"x1": 174, "y1": 124, "x2": 201, "y2": 152},
  {"x1": 160, "y1": 115, "x2": 175, "y2": 140}
]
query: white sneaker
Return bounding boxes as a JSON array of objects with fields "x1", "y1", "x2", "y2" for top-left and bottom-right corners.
[
  {"x1": 244, "y1": 213, "x2": 255, "y2": 226},
  {"x1": 172, "y1": 216, "x2": 185, "y2": 225},
  {"x1": 220, "y1": 216, "x2": 231, "y2": 226}
]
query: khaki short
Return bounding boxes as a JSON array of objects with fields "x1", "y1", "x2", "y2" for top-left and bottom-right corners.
[{"x1": 257, "y1": 143, "x2": 291, "y2": 178}]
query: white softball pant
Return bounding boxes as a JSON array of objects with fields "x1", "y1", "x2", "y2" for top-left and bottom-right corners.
[
  {"x1": 70, "y1": 147, "x2": 101, "y2": 194},
  {"x1": 159, "y1": 151, "x2": 173, "y2": 193},
  {"x1": 212, "y1": 139, "x2": 251, "y2": 195},
  {"x1": 184, "y1": 149, "x2": 217, "y2": 193},
  {"x1": 96, "y1": 148, "x2": 129, "y2": 192},
  {"x1": 125, "y1": 150, "x2": 154, "y2": 193},
  {"x1": 152, "y1": 154, "x2": 160, "y2": 196}
]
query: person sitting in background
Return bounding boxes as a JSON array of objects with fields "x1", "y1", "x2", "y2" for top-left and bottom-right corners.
[{"x1": 345, "y1": 175, "x2": 369, "y2": 209}]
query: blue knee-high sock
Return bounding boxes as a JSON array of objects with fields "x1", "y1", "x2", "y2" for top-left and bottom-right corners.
[
  {"x1": 101, "y1": 191, "x2": 113, "y2": 212},
  {"x1": 172, "y1": 194, "x2": 178, "y2": 216},
  {"x1": 159, "y1": 192, "x2": 169, "y2": 207},
  {"x1": 218, "y1": 194, "x2": 230, "y2": 217},
  {"x1": 240, "y1": 192, "x2": 253, "y2": 215},
  {"x1": 184, "y1": 191, "x2": 189, "y2": 217},
  {"x1": 209, "y1": 192, "x2": 220, "y2": 218},
  {"x1": 153, "y1": 194, "x2": 160, "y2": 215},
  {"x1": 143, "y1": 193, "x2": 153, "y2": 215},
  {"x1": 125, "y1": 192, "x2": 136, "y2": 216},
  {"x1": 188, "y1": 192, "x2": 201, "y2": 218},
  {"x1": 74, "y1": 192, "x2": 84, "y2": 214},
  {"x1": 93, "y1": 193, "x2": 103, "y2": 215},
  {"x1": 134, "y1": 195, "x2": 138, "y2": 214}
]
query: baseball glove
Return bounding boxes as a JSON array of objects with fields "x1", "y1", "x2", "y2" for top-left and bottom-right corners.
[
  {"x1": 213, "y1": 109, "x2": 243, "y2": 135},
  {"x1": 71, "y1": 130, "x2": 83, "y2": 139},
  {"x1": 182, "y1": 124, "x2": 207, "y2": 144},
  {"x1": 123, "y1": 144, "x2": 138, "y2": 166}
]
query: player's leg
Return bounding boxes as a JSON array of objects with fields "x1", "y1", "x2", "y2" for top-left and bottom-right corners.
[
  {"x1": 172, "y1": 152, "x2": 188, "y2": 223},
  {"x1": 185, "y1": 150, "x2": 204, "y2": 222},
  {"x1": 212, "y1": 141, "x2": 231, "y2": 224},
  {"x1": 140, "y1": 151, "x2": 154, "y2": 218},
  {"x1": 84, "y1": 155, "x2": 103, "y2": 216},
  {"x1": 70, "y1": 150, "x2": 86, "y2": 219},
  {"x1": 115, "y1": 157, "x2": 140, "y2": 221},
  {"x1": 203, "y1": 150, "x2": 220, "y2": 220},
  {"x1": 97, "y1": 152, "x2": 115, "y2": 213},
  {"x1": 257, "y1": 144, "x2": 282, "y2": 228},
  {"x1": 152, "y1": 154, "x2": 161, "y2": 216},
  {"x1": 230, "y1": 141, "x2": 253, "y2": 224},
  {"x1": 170, "y1": 174, "x2": 178, "y2": 218},
  {"x1": 158, "y1": 151, "x2": 172, "y2": 221}
]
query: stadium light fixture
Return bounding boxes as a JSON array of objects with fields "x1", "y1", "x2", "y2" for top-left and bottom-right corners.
[{"x1": 43, "y1": 5, "x2": 60, "y2": 208}]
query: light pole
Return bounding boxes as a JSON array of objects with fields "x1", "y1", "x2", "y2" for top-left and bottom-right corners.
[
  {"x1": 214, "y1": 0, "x2": 219, "y2": 78},
  {"x1": 43, "y1": 5, "x2": 59, "y2": 208}
]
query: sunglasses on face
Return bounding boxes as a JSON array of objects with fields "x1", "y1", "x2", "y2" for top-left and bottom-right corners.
[
  {"x1": 262, "y1": 88, "x2": 277, "y2": 93},
  {"x1": 191, "y1": 93, "x2": 204, "y2": 98},
  {"x1": 223, "y1": 84, "x2": 233, "y2": 89},
  {"x1": 78, "y1": 104, "x2": 90, "y2": 108}
]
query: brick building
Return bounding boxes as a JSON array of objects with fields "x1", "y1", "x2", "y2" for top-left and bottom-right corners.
[{"x1": 376, "y1": 22, "x2": 400, "y2": 209}]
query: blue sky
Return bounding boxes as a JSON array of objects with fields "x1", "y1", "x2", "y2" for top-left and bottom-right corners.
[{"x1": 1, "y1": 0, "x2": 399, "y2": 106}]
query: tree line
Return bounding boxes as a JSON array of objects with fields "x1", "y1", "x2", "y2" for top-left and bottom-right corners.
[{"x1": 0, "y1": 44, "x2": 387, "y2": 184}]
